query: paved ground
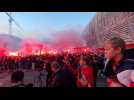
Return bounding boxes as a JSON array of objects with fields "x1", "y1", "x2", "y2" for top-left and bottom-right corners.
[
  {"x1": 0, "y1": 69, "x2": 108, "y2": 87},
  {"x1": 0, "y1": 69, "x2": 38, "y2": 87}
]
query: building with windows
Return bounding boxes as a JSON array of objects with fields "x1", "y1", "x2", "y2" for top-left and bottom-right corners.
[{"x1": 83, "y1": 12, "x2": 134, "y2": 48}]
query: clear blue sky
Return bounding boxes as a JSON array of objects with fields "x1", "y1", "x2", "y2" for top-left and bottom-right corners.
[{"x1": 0, "y1": 12, "x2": 96, "y2": 41}]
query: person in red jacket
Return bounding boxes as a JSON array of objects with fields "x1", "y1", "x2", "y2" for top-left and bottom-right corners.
[{"x1": 77, "y1": 56, "x2": 94, "y2": 87}]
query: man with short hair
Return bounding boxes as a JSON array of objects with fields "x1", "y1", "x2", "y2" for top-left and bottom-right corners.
[
  {"x1": 48, "y1": 61, "x2": 76, "y2": 87},
  {"x1": 104, "y1": 37, "x2": 134, "y2": 87}
]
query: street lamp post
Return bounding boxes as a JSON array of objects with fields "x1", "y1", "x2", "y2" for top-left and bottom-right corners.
[{"x1": 8, "y1": 12, "x2": 12, "y2": 35}]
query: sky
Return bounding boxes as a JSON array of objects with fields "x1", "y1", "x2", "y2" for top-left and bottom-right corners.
[{"x1": 0, "y1": 12, "x2": 96, "y2": 41}]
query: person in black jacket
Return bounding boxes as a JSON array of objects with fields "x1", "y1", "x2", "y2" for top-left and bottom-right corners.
[
  {"x1": 47, "y1": 61, "x2": 63, "y2": 87},
  {"x1": 62, "y1": 57, "x2": 77, "y2": 88},
  {"x1": 11, "y1": 70, "x2": 25, "y2": 87},
  {"x1": 48, "y1": 61, "x2": 76, "y2": 88}
]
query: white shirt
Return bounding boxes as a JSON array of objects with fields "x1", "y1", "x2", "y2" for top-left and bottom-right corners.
[
  {"x1": 117, "y1": 70, "x2": 132, "y2": 87},
  {"x1": 130, "y1": 71, "x2": 134, "y2": 82}
]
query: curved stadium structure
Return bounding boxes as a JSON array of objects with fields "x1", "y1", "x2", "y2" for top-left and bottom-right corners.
[{"x1": 83, "y1": 12, "x2": 134, "y2": 48}]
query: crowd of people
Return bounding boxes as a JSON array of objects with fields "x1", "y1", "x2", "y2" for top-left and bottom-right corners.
[
  {"x1": 0, "y1": 37, "x2": 134, "y2": 87},
  {"x1": 0, "y1": 50, "x2": 104, "y2": 87}
]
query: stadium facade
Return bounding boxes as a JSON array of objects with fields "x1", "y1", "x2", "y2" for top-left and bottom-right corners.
[{"x1": 83, "y1": 12, "x2": 134, "y2": 48}]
